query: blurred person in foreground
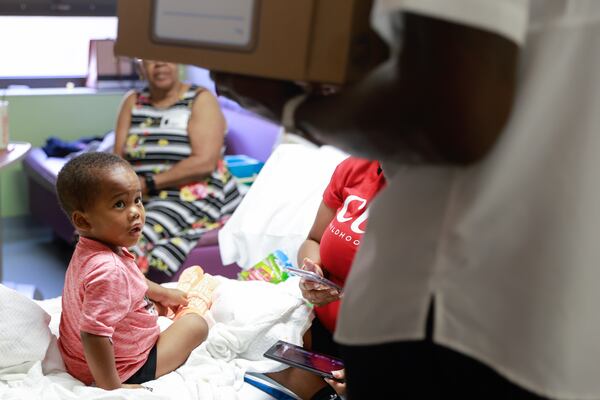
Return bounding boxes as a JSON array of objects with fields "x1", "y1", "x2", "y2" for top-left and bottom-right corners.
[{"x1": 213, "y1": 0, "x2": 600, "y2": 399}]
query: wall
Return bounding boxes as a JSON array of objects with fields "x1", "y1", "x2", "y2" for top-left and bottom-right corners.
[
  {"x1": 1, "y1": 66, "x2": 213, "y2": 218},
  {"x1": 1, "y1": 90, "x2": 123, "y2": 217}
]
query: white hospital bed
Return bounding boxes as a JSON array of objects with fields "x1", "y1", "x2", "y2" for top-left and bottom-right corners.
[
  {"x1": 1, "y1": 143, "x2": 348, "y2": 400},
  {"x1": 0, "y1": 278, "x2": 310, "y2": 400}
]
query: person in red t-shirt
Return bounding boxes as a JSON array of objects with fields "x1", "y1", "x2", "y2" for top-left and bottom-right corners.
[
  {"x1": 266, "y1": 156, "x2": 385, "y2": 399},
  {"x1": 299, "y1": 156, "x2": 386, "y2": 335},
  {"x1": 266, "y1": 156, "x2": 385, "y2": 400},
  {"x1": 301, "y1": 156, "x2": 386, "y2": 395}
]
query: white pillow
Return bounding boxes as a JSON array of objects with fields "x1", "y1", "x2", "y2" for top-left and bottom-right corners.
[
  {"x1": 219, "y1": 144, "x2": 348, "y2": 269},
  {"x1": 0, "y1": 284, "x2": 52, "y2": 369}
]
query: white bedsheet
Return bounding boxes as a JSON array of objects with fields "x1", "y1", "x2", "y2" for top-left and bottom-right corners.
[{"x1": 0, "y1": 277, "x2": 311, "y2": 400}]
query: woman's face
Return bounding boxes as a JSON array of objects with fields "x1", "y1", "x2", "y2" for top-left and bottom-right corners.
[{"x1": 141, "y1": 60, "x2": 179, "y2": 90}]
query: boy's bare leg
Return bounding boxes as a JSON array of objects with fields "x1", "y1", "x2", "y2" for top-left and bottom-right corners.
[{"x1": 155, "y1": 313, "x2": 209, "y2": 378}]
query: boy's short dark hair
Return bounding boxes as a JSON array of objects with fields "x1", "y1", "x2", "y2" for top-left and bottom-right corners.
[{"x1": 56, "y1": 152, "x2": 133, "y2": 217}]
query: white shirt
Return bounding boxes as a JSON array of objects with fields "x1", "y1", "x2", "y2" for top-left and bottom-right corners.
[{"x1": 335, "y1": 1, "x2": 600, "y2": 399}]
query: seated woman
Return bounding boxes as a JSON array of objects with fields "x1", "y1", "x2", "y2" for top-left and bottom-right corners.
[
  {"x1": 114, "y1": 60, "x2": 242, "y2": 283},
  {"x1": 269, "y1": 156, "x2": 386, "y2": 399}
]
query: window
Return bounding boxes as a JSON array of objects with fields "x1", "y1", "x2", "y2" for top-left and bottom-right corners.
[
  {"x1": 0, "y1": 16, "x2": 120, "y2": 88},
  {"x1": 0, "y1": 1, "x2": 116, "y2": 17}
]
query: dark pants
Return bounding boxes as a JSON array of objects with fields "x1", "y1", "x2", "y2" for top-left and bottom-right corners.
[
  {"x1": 338, "y1": 302, "x2": 549, "y2": 400},
  {"x1": 310, "y1": 315, "x2": 341, "y2": 358}
]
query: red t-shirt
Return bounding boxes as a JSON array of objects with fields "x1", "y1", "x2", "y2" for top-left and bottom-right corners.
[{"x1": 316, "y1": 157, "x2": 386, "y2": 333}]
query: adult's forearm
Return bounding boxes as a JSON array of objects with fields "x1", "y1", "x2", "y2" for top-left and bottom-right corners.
[
  {"x1": 297, "y1": 239, "x2": 322, "y2": 268},
  {"x1": 153, "y1": 156, "x2": 218, "y2": 189}
]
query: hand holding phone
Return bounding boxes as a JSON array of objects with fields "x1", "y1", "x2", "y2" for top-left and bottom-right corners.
[
  {"x1": 325, "y1": 370, "x2": 347, "y2": 397},
  {"x1": 287, "y1": 259, "x2": 342, "y2": 306},
  {"x1": 286, "y1": 266, "x2": 343, "y2": 293},
  {"x1": 263, "y1": 340, "x2": 345, "y2": 382}
]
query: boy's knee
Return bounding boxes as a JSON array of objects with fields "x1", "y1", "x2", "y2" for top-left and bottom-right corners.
[{"x1": 183, "y1": 313, "x2": 209, "y2": 343}]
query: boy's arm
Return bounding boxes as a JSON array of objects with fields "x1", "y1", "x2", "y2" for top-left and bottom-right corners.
[
  {"x1": 145, "y1": 279, "x2": 167, "y2": 302},
  {"x1": 146, "y1": 278, "x2": 188, "y2": 308},
  {"x1": 80, "y1": 332, "x2": 122, "y2": 390}
]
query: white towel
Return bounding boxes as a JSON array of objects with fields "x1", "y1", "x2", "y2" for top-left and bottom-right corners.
[
  {"x1": 205, "y1": 278, "x2": 312, "y2": 371},
  {"x1": 144, "y1": 277, "x2": 312, "y2": 398}
]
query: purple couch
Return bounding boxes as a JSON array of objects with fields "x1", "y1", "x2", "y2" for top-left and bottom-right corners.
[{"x1": 23, "y1": 106, "x2": 281, "y2": 281}]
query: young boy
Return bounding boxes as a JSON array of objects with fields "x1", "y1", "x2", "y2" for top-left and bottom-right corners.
[{"x1": 56, "y1": 152, "x2": 216, "y2": 390}]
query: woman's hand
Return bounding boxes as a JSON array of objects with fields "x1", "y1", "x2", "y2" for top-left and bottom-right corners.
[
  {"x1": 299, "y1": 258, "x2": 341, "y2": 307},
  {"x1": 324, "y1": 369, "x2": 346, "y2": 397}
]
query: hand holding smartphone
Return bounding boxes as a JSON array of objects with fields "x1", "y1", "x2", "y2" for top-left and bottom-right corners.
[
  {"x1": 286, "y1": 266, "x2": 343, "y2": 293},
  {"x1": 263, "y1": 340, "x2": 345, "y2": 382}
]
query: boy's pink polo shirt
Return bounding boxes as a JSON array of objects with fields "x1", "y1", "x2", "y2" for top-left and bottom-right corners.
[{"x1": 58, "y1": 237, "x2": 159, "y2": 385}]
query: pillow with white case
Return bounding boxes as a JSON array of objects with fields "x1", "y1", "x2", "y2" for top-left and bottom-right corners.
[
  {"x1": 219, "y1": 144, "x2": 348, "y2": 269},
  {"x1": 0, "y1": 284, "x2": 52, "y2": 370}
]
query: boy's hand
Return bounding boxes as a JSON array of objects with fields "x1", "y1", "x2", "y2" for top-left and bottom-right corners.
[
  {"x1": 159, "y1": 288, "x2": 188, "y2": 308},
  {"x1": 153, "y1": 288, "x2": 188, "y2": 316}
]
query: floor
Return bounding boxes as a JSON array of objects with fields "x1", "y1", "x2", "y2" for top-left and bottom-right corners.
[{"x1": 2, "y1": 216, "x2": 72, "y2": 300}]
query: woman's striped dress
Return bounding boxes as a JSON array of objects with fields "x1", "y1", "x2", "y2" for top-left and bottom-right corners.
[{"x1": 124, "y1": 85, "x2": 242, "y2": 283}]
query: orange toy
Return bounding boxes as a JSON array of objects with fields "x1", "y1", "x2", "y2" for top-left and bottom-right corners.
[{"x1": 173, "y1": 265, "x2": 220, "y2": 319}]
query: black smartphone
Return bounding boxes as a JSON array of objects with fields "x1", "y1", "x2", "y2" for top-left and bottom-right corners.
[{"x1": 263, "y1": 340, "x2": 345, "y2": 382}]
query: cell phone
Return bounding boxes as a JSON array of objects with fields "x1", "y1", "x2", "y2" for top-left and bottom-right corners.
[
  {"x1": 263, "y1": 340, "x2": 345, "y2": 382},
  {"x1": 285, "y1": 266, "x2": 343, "y2": 292}
]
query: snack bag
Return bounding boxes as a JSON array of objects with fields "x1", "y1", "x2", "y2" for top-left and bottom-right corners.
[{"x1": 238, "y1": 250, "x2": 291, "y2": 283}]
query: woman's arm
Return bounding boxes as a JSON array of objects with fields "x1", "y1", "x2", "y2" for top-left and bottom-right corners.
[
  {"x1": 298, "y1": 201, "x2": 341, "y2": 306},
  {"x1": 80, "y1": 332, "x2": 121, "y2": 390},
  {"x1": 150, "y1": 90, "x2": 226, "y2": 191},
  {"x1": 113, "y1": 90, "x2": 137, "y2": 157},
  {"x1": 297, "y1": 201, "x2": 336, "y2": 268}
]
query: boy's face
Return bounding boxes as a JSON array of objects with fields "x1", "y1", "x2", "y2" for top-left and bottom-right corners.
[{"x1": 76, "y1": 166, "x2": 145, "y2": 250}]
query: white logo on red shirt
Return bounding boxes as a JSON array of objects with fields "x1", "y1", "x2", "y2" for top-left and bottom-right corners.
[{"x1": 336, "y1": 195, "x2": 369, "y2": 234}]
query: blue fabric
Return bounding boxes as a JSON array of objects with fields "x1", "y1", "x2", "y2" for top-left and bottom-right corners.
[
  {"x1": 244, "y1": 374, "x2": 298, "y2": 400},
  {"x1": 42, "y1": 136, "x2": 102, "y2": 157}
]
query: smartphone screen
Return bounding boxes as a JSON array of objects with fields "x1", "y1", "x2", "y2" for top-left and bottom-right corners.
[{"x1": 264, "y1": 340, "x2": 345, "y2": 381}]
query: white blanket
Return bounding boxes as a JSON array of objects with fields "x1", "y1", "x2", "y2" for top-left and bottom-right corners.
[{"x1": 0, "y1": 277, "x2": 311, "y2": 400}]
